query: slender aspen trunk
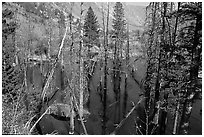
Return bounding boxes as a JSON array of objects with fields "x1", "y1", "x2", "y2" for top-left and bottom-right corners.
[
  {"x1": 154, "y1": 2, "x2": 166, "y2": 106},
  {"x1": 126, "y1": 24, "x2": 130, "y2": 62},
  {"x1": 153, "y1": 3, "x2": 167, "y2": 134},
  {"x1": 69, "y1": 3, "x2": 74, "y2": 55},
  {"x1": 118, "y1": 61, "x2": 121, "y2": 123},
  {"x1": 48, "y1": 19, "x2": 51, "y2": 58},
  {"x1": 172, "y1": 93, "x2": 181, "y2": 134},
  {"x1": 172, "y1": 2, "x2": 180, "y2": 47},
  {"x1": 168, "y1": 3, "x2": 181, "y2": 135},
  {"x1": 41, "y1": 26, "x2": 68, "y2": 100},
  {"x1": 145, "y1": 2, "x2": 157, "y2": 114},
  {"x1": 69, "y1": 2, "x2": 74, "y2": 134},
  {"x1": 123, "y1": 74, "x2": 128, "y2": 117},
  {"x1": 70, "y1": 94, "x2": 75, "y2": 134},
  {"x1": 145, "y1": 107, "x2": 149, "y2": 135},
  {"x1": 13, "y1": 10, "x2": 19, "y2": 66},
  {"x1": 23, "y1": 13, "x2": 31, "y2": 111},
  {"x1": 79, "y1": 2, "x2": 84, "y2": 124}
]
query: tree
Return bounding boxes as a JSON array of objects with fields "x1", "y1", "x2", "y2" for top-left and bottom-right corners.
[
  {"x1": 2, "y1": 2, "x2": 23, "y2": 97},
  {"x1": 83, "y1": 6, "x2": 99, "y2": 107},
  {"x1": 112, "y1": 2, "x2": 126, "y2": 39},
  {"x1": 83, "y1": 6, "x2": 100, "y2": 48},
  {"x1": 144, "y1": 2, "x2": 179, "y2": 134},
  {"x1": 177, "y1": 2, "x2": 202, "y2": 134},
  {"x1": 111, "y1": 2, "x2": 127, "y2": 125},
  {"x1": 112, "y1": 2, "x2": 126, "y2": 55},
  {"x1": 2, "y1": 3, "x2": 27, "y2": 134},
  {"x1": 144, "y1": 2, "x2": 202, "y2": 135},
  {"x1": 101, "y1": 3, "x2": 110, "y2": 135}
]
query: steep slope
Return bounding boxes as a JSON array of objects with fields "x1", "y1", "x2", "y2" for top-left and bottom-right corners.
[
  {"x1": 17, "y1": 2, "x2": 147, "y2": 31},
  {"x1": 54, "y1": 2, "x2": 147, "y2": 30}
]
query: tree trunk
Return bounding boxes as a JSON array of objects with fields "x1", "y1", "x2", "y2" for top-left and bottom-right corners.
[
  {"x1": 123, "y1": 24, "x2": 130, "y2": 117},
  {"x1": 172, "y1": 93, "x2": 181, "y2": 134},
  {"x1": 179, "y1": 13, "x2": 201, "y2": 135},
  {"x1": 69, "y1": 3, "x2": 74, "y2": 134},
  {"x1": 102, "y1": 3, "x2": 109, "y2": 135},
  {"x1": 79, "y1": 2, "x2": 84, "y2": 122},
  {"x1": 48, "y1": 19, "x2": 51, "y2": 58}
]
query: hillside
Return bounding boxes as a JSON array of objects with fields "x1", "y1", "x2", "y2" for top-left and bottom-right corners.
[
  {"x1": 5, "y1": 2, "x2": 146, "y2": 58},
  {"x1": 17, "y1": 2, "x2": 147, "y2": 31}
]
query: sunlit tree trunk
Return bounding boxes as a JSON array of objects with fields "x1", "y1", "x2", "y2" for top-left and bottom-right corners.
[
  {"x1": 172, "y1": 93, "x2": 181, "y2": 134},
  {"x1": 69, "y1": 2, "x2": 75, "y2": 135},
  {"x1": 79, "y1": 2, "x2": 84, "y2": 124},
  {"x1": 48, "y1": 19, "x2": 52, "y2": 58},
  {"x1": 171, "y1": 3, "x2": 181, "y2": 135}
]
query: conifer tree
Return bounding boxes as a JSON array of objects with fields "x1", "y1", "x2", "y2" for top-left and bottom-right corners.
[
  {"x1": 112, "y1": 2, "x2": 126, "y2": 124},
  {"x1": 112, "y1": 2, "x2": 126, "y2": 43},
  {"x1": 83, "y1": 6, "x2": 99, "y2": 48}
]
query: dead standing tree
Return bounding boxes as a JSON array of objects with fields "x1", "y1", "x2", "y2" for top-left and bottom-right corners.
[
  {"x1": 101, "y1": 2, "x2": 110, "y2": 135},
  {"x1": 68, "y1": 2, "x2": 75, "y2": 134},
  {"x1": 78, "y1": 2, "x2": 85, "y2": 127},
  {"x1": 41, "y1": 25, "x2": 68, "y2": 101}
]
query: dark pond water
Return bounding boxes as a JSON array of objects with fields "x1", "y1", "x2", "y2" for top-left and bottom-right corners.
[{"x1": 27, "y1": 59, "x2": 202, "y2": 135}]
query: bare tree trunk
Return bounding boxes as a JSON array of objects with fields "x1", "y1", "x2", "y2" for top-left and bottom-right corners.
[
  {"x1": 179, "y1": 13, "x2": 201, "y2": 135},
  {"x1": 123, "y1": 24, "x2": 130, "y2": 117},
  {"x1": 113, "y1": 18, "x2": 123, "y2": 126},
  {"x1": 69, "y1": 2, "x2": 75, "y2": 134},
  {"x1": 14, "y1": 9, "x2": 19, "y2": 66},
  {"x1": 144, "y1": 2, "x2": 157, "y2": 116},
  {"x1": 48, "y1": 19, "x2": 51, "y2": 58},
  {"x1": 154, "y1": 2, "x2": 166, "y2": 106},
  {"x1": 152, "y1": 3, "x2": 168, "y2": 135},
  {"x1": 41, "y1": 25, "x2": 68, "y2": 100},
  {"x1": 172, "y1": 93, "x2": 181, "y2": 134},
  {"x1": 69, "y1": 3, "x2": 74, "y2": 55},
  {"x1": 79, "y1": 2, "x2": 84, "y2": 125},
  {"x1": 172, "y1": 2, "x2": 180, "y2": 47},
  {"x1": 123, "y1": 74, "x2": 128, "y2": 117},
  {"x1": 23, "y1": 12, "x2": 31, "y2": 111},
  {"x1": 101, "y1": 3, "x2": 109, "y2": 135}
]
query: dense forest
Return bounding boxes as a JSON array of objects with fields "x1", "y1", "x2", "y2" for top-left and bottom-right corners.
[{"x1": 2, "y1": 2, "x2": 202, "y2": 135}]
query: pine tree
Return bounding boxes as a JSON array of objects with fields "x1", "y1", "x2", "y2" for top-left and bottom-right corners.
[
  {"x1": 112, "y1": 2, "x2": 126, "y2": 42},
  {"x1": 83, "y1": 6, "x2": 99, "y2": 48},
  {"x1": 112, "y1": 2, "x2": 126, "y2": 124}
]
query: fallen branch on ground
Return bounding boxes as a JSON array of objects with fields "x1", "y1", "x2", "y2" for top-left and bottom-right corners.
[
  {"x1": 29, "y1": 106, "x2": 51, "y2": 134},
  {"x1": 110, "y1": 98, "x2": 144, "y2": 135}
]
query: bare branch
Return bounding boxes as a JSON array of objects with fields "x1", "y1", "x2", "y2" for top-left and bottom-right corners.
[{"x1": 41, "y1": 25, "x2": 68, "y2": 101}]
